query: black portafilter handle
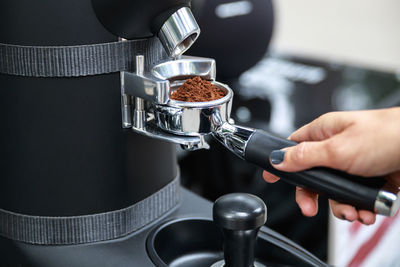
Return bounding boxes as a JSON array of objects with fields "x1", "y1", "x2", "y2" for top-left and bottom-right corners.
[
  {"x1": 243, "y1": 130, "x2": 400, "y2": 217},
  {"x1": 213, "y1": 193, "x2": 267, "y2": 267}
]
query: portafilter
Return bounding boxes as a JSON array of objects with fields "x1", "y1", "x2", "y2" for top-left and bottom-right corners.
[{"x1": 123, "y1": 55, "x2": 400, "y2": 217}]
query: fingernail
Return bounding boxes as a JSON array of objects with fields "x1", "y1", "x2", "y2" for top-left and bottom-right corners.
[
  {"x1": 340, "y1": 214, "x2": 346, "y2": 220},
  {"x1": 270, "y1": 150, "x2": 285, "y2": 165}
]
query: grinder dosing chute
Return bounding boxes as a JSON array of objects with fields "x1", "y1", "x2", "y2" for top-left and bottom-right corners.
[{"x1": 122, "y1": 55, "x2": 400, "y2": 217}]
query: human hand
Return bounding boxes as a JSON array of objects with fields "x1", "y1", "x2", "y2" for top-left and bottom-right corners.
[{"x1": 263, "y1": 107, "x2": 400, "y2": 225}]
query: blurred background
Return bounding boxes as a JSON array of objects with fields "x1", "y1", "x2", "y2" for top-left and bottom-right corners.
[
  {"x1": 183, "y1": 0, "x2": 400, "y2": 265},
  {"x1": 272, "y1": 0, "x2": 400, "y2": 72}
]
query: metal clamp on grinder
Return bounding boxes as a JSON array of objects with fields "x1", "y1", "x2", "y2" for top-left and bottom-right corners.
[{"x1": 121, "y1": 39, "x2": 400, "y2": 218}]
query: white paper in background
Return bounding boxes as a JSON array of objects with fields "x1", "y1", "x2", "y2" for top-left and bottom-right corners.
[{"x1": 329, "y1": 211, "x2": 400, "y2": 267}]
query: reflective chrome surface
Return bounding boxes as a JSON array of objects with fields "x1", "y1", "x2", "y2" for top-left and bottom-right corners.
[
  {"x1": 158, "y1": 7, "x2": 200, "y2": 57},
  {"x1": 210, "y1": 259, "x2": 266, "y2": 267},
  {"x1": 155, "y1": 82, "x2": 233, "y2": 136},
  {"x1": 153, "y1": 81, "x2": 257, "y2": 157},
  {"x1": 375, "y1": 189, "x2": 400, "y2": 217},
  {"x1": 121, "y1": 53, "x2": 254, "y2": 152},
  {"x1": 131, "y1": 116, "x2": 209, "y2": 149},
  {"x1": 120, "y1": 38, "x2": 132, "y2": 128},
  {"x1": 132, "y1": 56, "x2": 147, "y2": 129},
  {"x1": 121, "y1": 77, "x2": 133, "y2": 128},
  {"x1": 133, "y1": 97, "x2": 146, "y2": 130},
  {"x1": 124, "y1": 56, "x2": 216, "y2": 105},
  {"x1": 122, "y1": 55, "x2": 217, "y2": 149},
  {"x1": 152, "y1": 56, "x2": 216, "y2": 82},
  {"x1": 124, "y1": 72, "x2": 170, "y2": 104},
  {"x1": 212, "y1": 122, "x2": 254, "y2": 159}
]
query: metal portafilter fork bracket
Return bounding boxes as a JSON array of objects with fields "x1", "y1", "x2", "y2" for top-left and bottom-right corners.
[
  {"x1": 121, "y1": 54, "x2": 400, "y2": 217},
  {"x1": 121, "y1": 55, "x2": 217, "y2": 150}
]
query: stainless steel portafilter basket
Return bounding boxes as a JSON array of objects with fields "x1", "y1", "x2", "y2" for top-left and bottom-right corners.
[
  {"x1": 122, "y1": 55, "x2": 400, "y2": 217},
  {"x1": 155, "y1": 81, "x2": 233, "y2": 136}
]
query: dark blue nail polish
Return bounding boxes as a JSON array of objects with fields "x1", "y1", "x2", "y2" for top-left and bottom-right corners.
[{"x1": 270, "y1": 150, "x2": 285, "y2": 165}]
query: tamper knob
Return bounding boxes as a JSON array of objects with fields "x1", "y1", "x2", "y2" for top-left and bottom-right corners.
[{"x1": 213, "y1": 193, "x2": 267, "y2": 267}]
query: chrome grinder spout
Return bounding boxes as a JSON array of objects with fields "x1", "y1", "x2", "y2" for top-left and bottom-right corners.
[{"x1": 158, "y1": 7, "x2": 200, "y2": 57}]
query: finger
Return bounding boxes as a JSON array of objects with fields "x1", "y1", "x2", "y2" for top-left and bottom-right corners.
[
  {"x1": 295, "y1": 187, "x2": 318, "y2": 217},
  {"x1": 289, "y1": 112, "x2": 351, "y2": 143},
  {"x1": 262, "y1": 171, "x2": 280, "y2": 183},
  {"x1": 269, "y1": 139, "x2": 337, "y2": 172},
  {"x1": 329, "y1": 199, "x2": 358, "y2": 222},
  {"x1": 358, "y1": 210, "x2": 376, "y2": 225}
]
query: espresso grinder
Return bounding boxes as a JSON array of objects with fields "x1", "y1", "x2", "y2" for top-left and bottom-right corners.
[{"x1": 0, "y1": 0, "x2": 399, "y2": 266}]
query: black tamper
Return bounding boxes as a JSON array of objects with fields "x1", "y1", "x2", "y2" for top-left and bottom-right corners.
[{"x1": 212, "y1": 193, "x2": 267, "y2": 267}]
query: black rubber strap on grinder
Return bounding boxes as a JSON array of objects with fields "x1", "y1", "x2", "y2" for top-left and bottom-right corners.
[
  {"x1": 0, "y1": 176, "x2": 181, "y2": 245},
  {"x1": 0, "y1": 37, "x2": 166, "y2": 77}
]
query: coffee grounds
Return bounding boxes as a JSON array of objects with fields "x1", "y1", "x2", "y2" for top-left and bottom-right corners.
[{"x1": 170, "y1": 76, "x2": 226, "y2": 102}]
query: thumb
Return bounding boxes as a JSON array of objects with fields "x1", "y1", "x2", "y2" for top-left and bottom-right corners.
[{"x1": 269, "y1": 140, "x2": 334, "y2": 172}]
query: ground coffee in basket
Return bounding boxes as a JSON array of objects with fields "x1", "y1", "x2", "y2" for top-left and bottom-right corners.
[{"x1": 170, "y1": 76, "x2": 226, "y2": 102}]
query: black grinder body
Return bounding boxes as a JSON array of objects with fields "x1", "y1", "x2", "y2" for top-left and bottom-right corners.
[
  {"x1": 0, "y1": 2, "x2": 331, "y2": 267},
  {"x1": 0, "y1": 0, "x2": 178, "y2": 217}
]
